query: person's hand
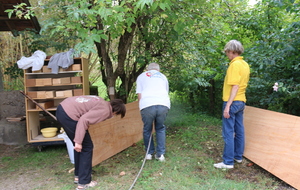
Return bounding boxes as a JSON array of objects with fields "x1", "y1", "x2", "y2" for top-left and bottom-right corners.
[
  {"x1": 74, "y1": 143, "x2": 82, "y2": 152},
  {"x1": 223, "y1": 106, "x2": 230, "y2": 119}
]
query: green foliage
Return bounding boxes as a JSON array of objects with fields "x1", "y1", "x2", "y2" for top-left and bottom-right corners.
[
  {"x1": 4, "y1": 0, "x2": 300, "y2": 115},
  {"x1": 242, "y1": 0, "x2": 300, "y2": 115},
  {"x1": 5, "y1": 3, "x2": 36, "y2": 19},
  {"x1": 4, "y1": 64, "x2": 22, "y2": 79}
]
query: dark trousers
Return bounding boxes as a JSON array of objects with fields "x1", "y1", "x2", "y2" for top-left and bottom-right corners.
[{"x1": 56, "y1": 104, "x2": 93, "y2": 185}]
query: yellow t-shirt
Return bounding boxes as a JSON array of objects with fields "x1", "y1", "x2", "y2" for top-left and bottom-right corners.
[{"x1": 222, "y1": 56, "x2": 250, "y2": 102}]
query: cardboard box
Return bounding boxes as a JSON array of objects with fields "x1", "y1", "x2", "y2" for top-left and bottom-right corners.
[
  {"x1": 73, "y1": 89, "x2": 83, "y2": 96},
  {"x1": 56, "y1": 90, "x2": 73, "y2": 98},
  {"x1": 52, "y1": 77, "x2": 71, "y2": 85},
  {"x1": 71, "y1": 76, "x2": 82, "y2": 83},
  {"x1": 36, "y1": 100, "x2": 54, "y2": 110},
  {"x1": 42, "y1": 66, "x2": 52, "y2": 73},
  {"x1": 35, "y1": 78, "x2": 52, "y2": 86}
]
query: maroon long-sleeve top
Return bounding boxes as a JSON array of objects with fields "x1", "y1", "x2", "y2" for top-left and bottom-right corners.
[{"x1": 60, "y1": 95, "x2": 113, "y2": 144}]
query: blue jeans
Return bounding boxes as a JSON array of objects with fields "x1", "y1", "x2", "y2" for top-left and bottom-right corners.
[
  {"x1": 141, "y1": 105, "x2": 169, "y2": 157},
  {"x1": 222, "y1": 101, "x2": 245, "y2": 165}
]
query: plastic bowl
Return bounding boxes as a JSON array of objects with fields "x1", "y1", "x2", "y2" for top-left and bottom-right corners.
[{"x1": 41, "y1": 127, "x2": 57, "y2": 138}]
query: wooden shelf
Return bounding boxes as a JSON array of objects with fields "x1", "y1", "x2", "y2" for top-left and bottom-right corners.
[
  {"x1": 25, "y1": 70, "x2": 82, "y2": 75},
  {"x1": 30, "y1": 134, "x2": 64, "y2": 142},
  {"x1": 24, "y1": 57, "x2": 90, "y2": 144},
  {"x1": 26, "y1": 82, "x2": 82, "y2": 88}
]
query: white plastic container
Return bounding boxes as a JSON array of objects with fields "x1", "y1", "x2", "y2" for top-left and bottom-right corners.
[{"x1": 58, "y1": 132, "x2": 74, "y2": 164}]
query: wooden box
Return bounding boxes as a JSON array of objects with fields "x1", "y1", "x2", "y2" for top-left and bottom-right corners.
[
  {"x1": 32, "y1": 70, "x2": 41, "y2": 73},
  {"x1": 27, "y1": 91, "x2": 55, "y2": 99},
  {"x1": 55, "y1": 90, "x2": 73, "y2": 98},
  {"x1": 38, "y1": 91, "x2": 55, "y2": 99},
  {"x1": 42, "y1": 66, "x2": 52, "y2": 73},
  {"x1": 52, "y1": 77, "x2": 71, "y2": 85},
  {"x1": 73, "y1": 89, "x2": 83, "y2": 96},
  {"x1": 26, "y1": 79, "x2": 36, "y2": 87},
  {"x1": 71, "y1": 76, "x2": 82, "y2": 83},
  {"x1": 67, "y1": 64, "x2": 81, "y2": 71},
  {"x1": 35, "y1": 78, "x2": 52, "y2": 86},
  {"x1": 36, "y1": 100, "x2": 54, "y2": 110},
  {"x1": 27, "y1": 91, "x2": 38, "y2": 98}
]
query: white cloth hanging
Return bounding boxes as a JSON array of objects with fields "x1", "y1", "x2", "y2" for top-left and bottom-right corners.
[{"x1": 17, "y1": 50, "x2": 46, "y2": 71}]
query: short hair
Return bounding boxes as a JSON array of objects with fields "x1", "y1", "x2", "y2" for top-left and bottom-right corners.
[
  {"x1": 110, "y1": 99, "x2": 126, "y2": 118},
  {"x1": 224, "y1": 40, "x2": 244, "y2": 55},
  {"x1": 147, "y1": 62, "x2": 160, "y2": 71}
]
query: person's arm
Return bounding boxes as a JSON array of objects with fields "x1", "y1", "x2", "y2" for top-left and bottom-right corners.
[
  {"x1": 73, "y1": 107, "x2": 112, "y2": 152},
  {"x1": 223, "y1": 85, "x2": 239, "y2": 119},
  {"x1": 138, "y1": 93, "x2": 142, "y2": 102}
]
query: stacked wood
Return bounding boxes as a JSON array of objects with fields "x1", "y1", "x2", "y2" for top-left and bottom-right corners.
[
  {"x1": 244, "y1": 106, "x2": 300, "y2": 190},
  {"x1": 6, "y1": 115, "x2": 26, "y2": 122}
]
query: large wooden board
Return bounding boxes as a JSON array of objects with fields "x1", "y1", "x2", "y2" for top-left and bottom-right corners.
[
  {"x1": 89, "y1": 101, "x2": 143, "y2": 166},
  {"x1": 244, "y1": 106, "x2": 300, "y2": 189}
]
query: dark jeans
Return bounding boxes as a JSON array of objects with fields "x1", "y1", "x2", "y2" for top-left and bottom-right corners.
[
  {"x1": 141, "y1": 105, "x2": 169, "y2": 157},
  {"x1": 56, "y1": 105, "x2": 93, "y2": 185}
]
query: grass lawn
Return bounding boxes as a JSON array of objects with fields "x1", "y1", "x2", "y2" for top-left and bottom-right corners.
[{"x1": 0, "y1": 103, "x2": 295, "y2": 190}]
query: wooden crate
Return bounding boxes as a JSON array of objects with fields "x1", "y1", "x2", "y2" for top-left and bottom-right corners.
[{"x1": 244, "y1": 106, "x2": 300, "y2": 190}]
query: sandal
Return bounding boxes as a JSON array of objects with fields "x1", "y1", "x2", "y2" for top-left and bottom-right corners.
[
  {"x1": 76, "y1": 181, "x2": 97, "y2": 190},
  {"x1": 74, "y1": 176, "x2": 79, "y2": 184}
]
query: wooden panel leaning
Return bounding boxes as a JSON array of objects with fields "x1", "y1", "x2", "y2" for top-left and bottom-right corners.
[
  {"x1": 244, "y1": 106, "x2": 300, "y2": 190},
  {"x1": 89, "y1": 101, "x2": 143, "y2": 167}
]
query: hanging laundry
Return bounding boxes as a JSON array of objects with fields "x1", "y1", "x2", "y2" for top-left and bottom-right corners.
[
  {"x1": 47, "y1": 49, "x2": 75, "y2": 74},
  {"x1": 17, "y1": 50, "x2": 46, "y2": 71}
]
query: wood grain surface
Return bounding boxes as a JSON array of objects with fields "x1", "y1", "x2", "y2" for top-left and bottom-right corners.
[{"x1": 244, "y1": 106, "x2": 300, "y2": 189}]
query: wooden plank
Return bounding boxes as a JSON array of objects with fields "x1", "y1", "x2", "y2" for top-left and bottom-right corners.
[
  {"x1": 89, "y1": 101, "x2": 143, "y2": 166},
  {"x1": 244, "y1": 106, "x2": 300, "y2": 189}
]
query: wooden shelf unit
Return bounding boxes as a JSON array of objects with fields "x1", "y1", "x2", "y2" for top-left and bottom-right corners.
[{"x1": 24, "y1": 57, "x2": 89, "y2": 143}]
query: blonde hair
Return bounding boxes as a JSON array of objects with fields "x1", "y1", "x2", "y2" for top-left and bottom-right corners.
[
  {"x1": 147, "y1": 62, "x2": 160, "y2": 71},
  {"x1": 224, "y1": 40, "x2": 244, "y2": 55}
]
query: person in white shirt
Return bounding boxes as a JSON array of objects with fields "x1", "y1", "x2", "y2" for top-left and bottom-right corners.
[{"x1": 136, "y1": 62, "x2": 170, "y2": 162}]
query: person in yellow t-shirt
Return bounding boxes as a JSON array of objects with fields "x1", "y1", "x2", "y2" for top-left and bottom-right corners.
[{"x1": 214, "y1": 40, "x2": 250, "y2": 169}]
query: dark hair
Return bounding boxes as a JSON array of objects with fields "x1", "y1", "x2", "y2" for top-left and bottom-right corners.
[{"x1": 110, "y1": 99, "x2": 126, "y2": 118}]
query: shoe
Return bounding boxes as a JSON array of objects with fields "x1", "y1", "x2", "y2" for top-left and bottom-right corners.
[
  {"x1": 213, "y1": 162, "x2": 234, "y2": 169},
  {"x1": 76, "y1": 181, "x2": 97, "y2": 190},
  {"x1": 146, "y1": 154, "x2": 152, "y2": 160},
  {"x1": 234, "y1": 158, "x2": 243, "y2": 163},
  {"x1": 155, "y1": 154, "x2": 165, "y2": 162}
]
